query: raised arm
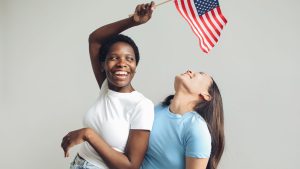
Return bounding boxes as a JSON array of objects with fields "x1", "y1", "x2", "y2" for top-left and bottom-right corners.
[
  {"x1": 89, "y1": 1, "x2": 155, "y2": 89},
  {"x1": 62, "y1": 2, "x2": 155, "y2": 169}
]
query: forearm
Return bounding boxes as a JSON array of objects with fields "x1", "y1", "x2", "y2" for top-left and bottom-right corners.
[
  {"x1": 85, "y1": 129, "x2": 135, "y2": 169},
  {"x1": 89, "y1": 16, "x2": 138, "y2": 44},
  {"x1": 88, "y1": 17, "x2": 138, "y2": 89},
  {"x1": 88, "y1": 2, "x2": 154, "y2": 89}
]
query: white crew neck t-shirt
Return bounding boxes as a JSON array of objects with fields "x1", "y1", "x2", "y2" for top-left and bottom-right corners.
[{"x1": 78, "y1": 80, "x2": 154, "y2": 168}]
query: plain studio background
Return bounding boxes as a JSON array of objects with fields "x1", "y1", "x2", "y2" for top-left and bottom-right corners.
[{"x1": 1, "y1": 0, "x2": 300, "y2": 168}]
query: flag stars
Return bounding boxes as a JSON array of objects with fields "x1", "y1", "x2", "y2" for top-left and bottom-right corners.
[{"x1": 195, "y1": 0, "x2": 219, "y2": 15}]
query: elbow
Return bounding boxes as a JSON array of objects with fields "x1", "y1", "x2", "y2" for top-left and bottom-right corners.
[
  {"x1": 106, "y1": 162, "x2": 136, "y2": 169},
  {"x1": 120, "y1": 164, "x2": 138, "y2": 169},
  {"x1": 115, "y1": 163, "x2": 139, "y2": 169},
  {"x1": 124, "y1": 166, "x2": 139, "y2": 169}
]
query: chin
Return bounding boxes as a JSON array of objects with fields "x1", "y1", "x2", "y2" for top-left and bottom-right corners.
[
  {"x1": 110, "y1": 78, "x2": 129, "y2": 85},
  {"x1": 175, "y1": 75, "x2": 182, "y2": 81},
  {"x1": 175, "y1": 75, "x2": 185, "y2": 83},
  {"x1": 108, "y1": 79, "x2": 131, "y2": 89},
  {"x1": 115, "y1": 81, "x2": 131, "y2": 88}
]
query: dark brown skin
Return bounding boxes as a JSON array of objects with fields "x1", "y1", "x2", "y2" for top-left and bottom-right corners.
[
  {"x1": 104, "y1": 42, "x2": 137, "y2": 92},
  {"x1": 61, "y1": 2, "x2": 155, "y2": 169},
  {"x1": 89, "y1": 2, "x2": 155, "y2": 91}
]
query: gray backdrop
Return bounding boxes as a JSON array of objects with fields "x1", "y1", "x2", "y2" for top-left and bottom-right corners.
[{"x1": 1, "y1": 0, "x2": 300, "y2": 169}]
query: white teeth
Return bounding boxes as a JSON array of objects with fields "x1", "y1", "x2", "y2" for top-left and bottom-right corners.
[{"x1": 114, "y1": 71, "x2": 128, "y2": 75}]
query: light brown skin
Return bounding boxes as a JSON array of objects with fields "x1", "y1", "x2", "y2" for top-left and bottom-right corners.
[
  {"x1": 172, "y1": 70, "x2": 213, "y2": 169},
  {"x1": 186, "y1": 157, "x2": 209, "y2": 169},
  {"x1": 61, "y1": 2, "x2": 155, "y2": 169}
]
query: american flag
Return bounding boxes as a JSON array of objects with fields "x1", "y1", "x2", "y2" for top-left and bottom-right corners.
[{"x1": 174, "y1": 0, "x2": 227, "y2": 53}]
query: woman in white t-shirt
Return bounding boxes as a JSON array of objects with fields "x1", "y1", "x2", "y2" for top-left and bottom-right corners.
[{"x1": 61, "y1": 2, "x2": 155, "y2": 169}]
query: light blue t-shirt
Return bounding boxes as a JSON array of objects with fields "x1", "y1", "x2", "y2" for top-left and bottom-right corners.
[{"x1": 141, "y1": 104, "x2": 211, "y2": 169}]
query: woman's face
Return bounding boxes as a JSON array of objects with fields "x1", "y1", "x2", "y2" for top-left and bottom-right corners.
[
  {"x1": 175, "y1": 70, "x2": 213, "y2": 97},
  {"x1": 104, "y1": 42, "x2": 137, "y2": 92}
]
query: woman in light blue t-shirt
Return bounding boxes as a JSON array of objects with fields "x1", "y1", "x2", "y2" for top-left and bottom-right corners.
[{"x1": 141, "y1": 70, "x2": 225, "y2": 169}]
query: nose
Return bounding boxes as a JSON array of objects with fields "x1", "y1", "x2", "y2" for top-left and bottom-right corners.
[
  {"x1": 116, "y1": 58, "x2": 128, "y2": 68},
  {"x1": 186, "y1": 70, "x2": 193, "y2": 75}
]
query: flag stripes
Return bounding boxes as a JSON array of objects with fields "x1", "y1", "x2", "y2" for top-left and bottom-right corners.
[{"x1": 174, "y1": 0, "x2": 227, "y2": 53}]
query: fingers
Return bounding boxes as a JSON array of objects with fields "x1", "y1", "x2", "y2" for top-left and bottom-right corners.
[
  {"x1": 148, "y1": 1, "x2": 155, "y2": 17},
  {"x1": 61, "y1": 133, "x2": 72, "y2": 157},
  {"x1": 150, "y1": 1, "x2": 155, "y2": 10},
  {"x1": 135, "y1": 2, "x2": 155, "y2": 16},
  {"x1": 135, "y1": 4, "x2": 141, "y2": 15},
  {"x1": 137, "y1": 4, "x2": 148, "y2": 16},
  {"x1": 64, "y1": 146, "x2": 70, "y2": 157},
  {"x1": 62, "y1": 140, "x2": 70, "y2": 158}
]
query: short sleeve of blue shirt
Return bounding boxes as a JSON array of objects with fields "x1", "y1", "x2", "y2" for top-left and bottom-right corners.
[{"x1": 185, "y1": 116, "x2": 212, "y2": 158}]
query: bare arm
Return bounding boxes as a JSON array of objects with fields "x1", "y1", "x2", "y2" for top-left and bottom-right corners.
[
  {"x1": 89, "y1": 18, "x2": 137, "y2": 89},
  {"x1": 87, "y1": 129, "x2": 150, "y2": 169},
  {"x1": 185, "y1": 157, "x2": 209, "y2": 169},
  {"x1": 61, "y1": 2, "x2": 155, "y2": 168},
  {"x1": 89, "y1": 1, "x2": 155, "y2": 89},
  {"x1": 61, "y1": 128, "x2": 150, "y2": 169}
]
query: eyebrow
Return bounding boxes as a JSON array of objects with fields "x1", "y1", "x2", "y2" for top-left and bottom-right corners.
[
  {"x1": 107, "y1": 53, "x2": 135, "y2": 57},
  {"x1": 199, "y1": 72, "x2": 212, "y2": 80}
]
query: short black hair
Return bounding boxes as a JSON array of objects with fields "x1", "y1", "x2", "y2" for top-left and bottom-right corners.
[{"x1": 99, "y1": 34, "x2": 140, "y2": 64}]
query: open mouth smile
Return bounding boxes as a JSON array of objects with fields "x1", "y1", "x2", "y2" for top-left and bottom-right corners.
[{"x1": 112, "y1": 71, "x2": 130, "y2": 79}]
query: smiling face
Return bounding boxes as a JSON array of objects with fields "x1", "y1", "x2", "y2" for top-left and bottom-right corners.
[
  {"x1": 175, "y1": 70, "x2": 213, "y2": 100},
  {"x1": 103, "y1": 42, "x2": 137, "y2": 92}
]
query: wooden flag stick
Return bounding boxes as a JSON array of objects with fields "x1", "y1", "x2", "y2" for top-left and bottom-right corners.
[
  {"x1": 129, "y1": 0, "x2": 173, "y2": 17},
  {"x1": 155, "y1": 0, "x2": 173, "y2": 7}
]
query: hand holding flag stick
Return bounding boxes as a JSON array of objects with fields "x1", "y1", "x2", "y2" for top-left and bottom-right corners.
[
  {"x1": 131, "y1": 0, "x2": 227, "y2": 53},
  {"x1": 129, "y1": 0, "x2": 172, "y2": 17}
]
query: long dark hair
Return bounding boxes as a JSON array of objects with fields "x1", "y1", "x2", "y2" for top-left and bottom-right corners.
[{"x1": 162, "y1": 79, "x2": 225, "y2": 169}]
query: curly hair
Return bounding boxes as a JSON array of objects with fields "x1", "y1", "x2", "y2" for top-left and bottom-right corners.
[{"x1": 99, "y1": 34, "x2": 140, "y2": 65}]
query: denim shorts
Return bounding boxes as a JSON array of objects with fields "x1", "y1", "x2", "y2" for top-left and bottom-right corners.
[{"x1": 70, "y1": 154, "x2": 100, "y2": 169}]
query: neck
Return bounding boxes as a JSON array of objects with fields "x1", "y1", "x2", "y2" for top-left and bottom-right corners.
[
  {"x1": 108, "y1": 84, "x2": 135, "y2": 93},
  {"x1": 169, "y1": 93, "x2": 199, "y2": 115}
]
